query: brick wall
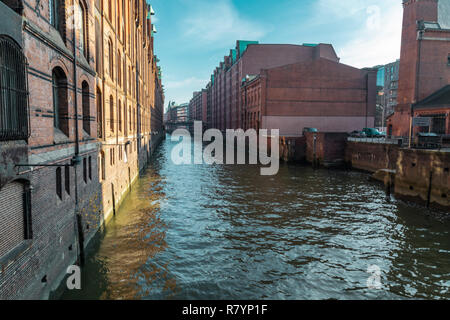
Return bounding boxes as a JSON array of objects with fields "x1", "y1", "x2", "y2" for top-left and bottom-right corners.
[{"x1": 0, "y1": 0, "x2": 164, "y2": 300}]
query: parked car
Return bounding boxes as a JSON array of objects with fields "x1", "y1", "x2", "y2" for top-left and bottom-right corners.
[
  {"x1": 302, "y1": 127, "x2": 318, "y2": 135},
  {"x1": 362, "y1": 128, "x2": 385, "y2": 138},
  {"x1": 350, "y1": 130, "x2": 366, "y2": 138}
]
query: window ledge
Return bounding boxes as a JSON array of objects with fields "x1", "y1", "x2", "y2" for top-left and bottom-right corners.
[
  {"x1": 54, "y1": 128, "x2": 71, "y2": 144},
  {"x1": 0, "y1": 241, "x2": 32, "y2": 271}
]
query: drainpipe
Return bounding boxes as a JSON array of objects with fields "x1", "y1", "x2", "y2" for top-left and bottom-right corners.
[{"x1": 71, "y1": 2, "x2": 84, "y2": 266}]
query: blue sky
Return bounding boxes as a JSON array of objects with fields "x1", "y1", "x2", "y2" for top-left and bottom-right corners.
[{"x1": 148, "y1": 0, "x2": 403, "y2": 109}]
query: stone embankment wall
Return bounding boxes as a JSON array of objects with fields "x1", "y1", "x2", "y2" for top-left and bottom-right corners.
[
  {"x1": 395, "y1": 149, "x2": 450, "y2": 209},
  {"x1": 345, "y1": 141, "x2": 400, "y2": 172}
]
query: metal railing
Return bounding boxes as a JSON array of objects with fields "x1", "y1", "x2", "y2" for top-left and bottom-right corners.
[
  {"x1": 0, "y1": 36, "x2": 30, "y2": 142},
  {"x1": 348, "y1": 136, "x2": 408, "y2": 146}
]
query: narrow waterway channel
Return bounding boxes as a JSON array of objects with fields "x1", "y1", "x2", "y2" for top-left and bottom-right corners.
[{"x1": 62, "y1": 136, "x2": 450, "y2": 300}]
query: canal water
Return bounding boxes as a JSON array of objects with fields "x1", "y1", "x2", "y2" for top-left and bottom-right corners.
[{"x1": 62, "y1": 136, "x2": 450, "y2": 300}]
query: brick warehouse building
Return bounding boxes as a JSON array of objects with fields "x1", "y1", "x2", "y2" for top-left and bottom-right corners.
[
  {"x1": 0, "y1": 0, "x2": 164, "y2": 299},
  {"x1": 388, "y1": 0, "x2": 450, "y2": 137},
  {"x1": 206, "y1": 41, "x2": 343, "y2": 132},
  {"x1": 200, "y1": 41, "x2": 375, "y2": 135},
  {"x1": 188, "y1": 90, "x2": 207, "y2": 128},
  {"x1": 95, "y1": 0, "x2": 164, "y2": 223},
  {"x1": 241, "y1": 58, "x2": 377, "y2": 136}
]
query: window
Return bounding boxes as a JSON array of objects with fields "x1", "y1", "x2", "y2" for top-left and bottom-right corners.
[
  {"x1": 110, "y1": 148, "x2": 115, "y2": 166},
  {"x1": 56, "y1": 167, "x2": 62, "y2": 200},
  {"x1": 65, "y1": 166, "x2": 70, "y2": 195},
  {"x1": 83, "y1": 158, "x2": 87, "y2": 183},
  {"x1": 108, "y1": 39, "x2": 114, "y2": 79},
  {"x1": 133, "y1": 108, "x2": 136, "y2": 131},
  {"x1": 118, "y1": 51, "x2": 122, "y2": 87},
  {"x1": 49, "y1": 0, "x2": 59, "y2": 29},
  {"x1": 79, "y1": 1, "x2": 88, "y2": 59},
  {"x1": 49, "y1": 0, "x2": 66, "y2": 41},
  {"x1": 100, "y1": 151, "x2": 106, "y2": 180},
  {"x1": 52, "y1": 67, "x2": 69, "y2": 136},
  {"x1": 0, "y1": 36, "x2": 29, "y2": 141},
  {"x1": 95, "y1": 19, "x2": 101, "y2": 74},
  {"x1": 124, "y1": 103, "x2": 128, "y2": 135},
  {"x1": 129, "y1": 106, "x2": 132, "y2": 133},
  {"x1": 118, "y1": 100, "x2": 122, "y2": 132},
  {"x1": 97, "y1": 87, "x2": 103, "y2": 138},
  {"x1": 109, "y1": 95, "x2": 114, "y2": 133},
  {"x1": 123, "y1": 59, "x2": 126, "y2": 92},
  {"x1": 0, "y1": 181, "x2": 32, "y2": 258},
  {"x1": 108, "y1": 0, "x2": 112, "y2": 21},
  {"x1": 82, "y1": 81, "x2": 90, "y2": 135},
  {"x1": 448, "y1": 54, "x2": 450, "y2": 66}
]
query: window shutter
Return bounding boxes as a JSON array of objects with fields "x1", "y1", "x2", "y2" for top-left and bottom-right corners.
[{"x1": 0, "y1": 182, "x2": 25, "y2": 257}]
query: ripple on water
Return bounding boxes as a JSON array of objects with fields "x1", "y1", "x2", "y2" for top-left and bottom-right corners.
[{"x1": 62, "y1": 138, "x2": 450, "y2": 300}]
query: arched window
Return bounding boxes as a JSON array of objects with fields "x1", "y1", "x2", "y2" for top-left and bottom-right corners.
[
  {"x1": 49, "y1": 0, "x2": 66, "y2": 41},
  {"x1": 128, "y1": 106, "x2": 131, "y2": 133},
  {"x1": 128, "y1": 66, "x2": 131, "y2": 93},
  {"x1": 56, "y1": 167, "x2": 62, "y2": 200},
  {"x1": 79, "y1": 1, "x2": 89, "y2": 59},
  {"x1": 118, "y1": 100, "x2": 122, "y2": 133},
  {"x1": 117, "y1": 51, "x2": 122, "y2": 87},
  {"x1": 0, "y1": 180, "x2": 32, "y2": 258},
  {"x1": 108, "y1": 38, "x2": 114, "y2": 79},
  {"x1": 96, "y1": 87, "x2": 103, "y2": 138},
  {"x1": 0, "y1": 36, "x2": 29, "y2": 141},
  {"x1": 49, "y1": 0, "x2": 59, "y2": 29},
  {"x1": 100, "y1": 151, "x2": 105, "y2": 180},
  {"x1": 108, "y1": 0, "x2": 113, "y2": 21},
  {"x1": 95, "y1": 19, "x2": 101, "y2": 74},
  {"x1": 124, "y1": 101, "x2": 128, "y2": 135},
  {"x1": 109, "y1": 95, "x2": 114, "y2": 133},
  {"x1": 82, "y1": 81, "x2": 90, "y2": 135},
  {"x1": 52, "y1": 67, "x2": 69, "y2": 136}
]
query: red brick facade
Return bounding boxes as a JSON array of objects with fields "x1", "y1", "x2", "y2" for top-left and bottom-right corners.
[
  {"x1": 389, "y1": 0, "x2": 450, "y2": 136},
  {"x1": 205, "y1": 42, "x2": 341, "y2": 132},
  {"x1": 0, "y1": 0, "x2": 164, "y2": 299},
  {"x1": 189, "y1": 90, "x2": 207, "y2": 129},
  {"x1": 241, "y1": 58, "x2": 377, "y2": 136}
]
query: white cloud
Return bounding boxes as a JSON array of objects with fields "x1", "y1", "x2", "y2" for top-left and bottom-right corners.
[
  {"x1": 313, "y1": 0, "x2": 403, "y2": 68},
  {"x1": 182, "y1": 0, "x2": 266, "y2": 44}
]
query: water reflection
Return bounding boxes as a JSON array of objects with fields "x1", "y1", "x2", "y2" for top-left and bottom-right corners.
[{"x1": 62, "y1": 136, "x2": 450, "y2": 300}]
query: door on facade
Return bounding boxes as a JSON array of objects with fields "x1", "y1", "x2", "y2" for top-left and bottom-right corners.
[{"x1": 0, "y1": 182, "x2": 25, "y2": 258}]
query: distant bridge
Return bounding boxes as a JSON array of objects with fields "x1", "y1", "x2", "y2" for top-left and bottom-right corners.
[{"x1": 164, "y1": 121, "x2": 194, "y2": 134}]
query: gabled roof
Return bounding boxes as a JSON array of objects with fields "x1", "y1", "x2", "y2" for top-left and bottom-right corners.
[{"x1": 413, "y1": 85, "x2": 450, "y2": 110}]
